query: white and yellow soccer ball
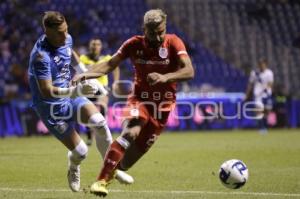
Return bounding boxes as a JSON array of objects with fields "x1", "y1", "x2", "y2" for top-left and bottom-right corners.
[{"x1": 219, "y1": 159, "x2": 249, "y2": 189}]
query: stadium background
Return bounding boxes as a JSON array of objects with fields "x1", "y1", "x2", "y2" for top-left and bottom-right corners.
[{"x1": 0, "y1": 0, "x2": 300, "y2": 137}]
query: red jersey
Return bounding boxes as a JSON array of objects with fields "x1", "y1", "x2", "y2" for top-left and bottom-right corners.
[{"x1": 117, "y1": 34, "x2": 189, "y2": 103}]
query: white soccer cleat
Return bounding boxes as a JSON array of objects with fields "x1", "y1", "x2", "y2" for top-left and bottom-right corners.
[
  {"x1": 115, "y1": 170, "x2": 134, "y2": 184},
  {"x1": 67, "y1": 167, "x2": 80, "y2": 192}
]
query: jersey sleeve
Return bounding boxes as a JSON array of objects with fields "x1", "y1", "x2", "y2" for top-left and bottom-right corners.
[
  {"x1": 171, "y1": 35, "x2": 189, "y2": 58},
  {"x1": 267, "y1": 70, "x2": 274, "y2": 84},
  {"x1": 116, "y1": 37, "x2": 135, "y2": 59},
  {"x1": 68, "y1": 34, "x2": 73, "y2": 48},
  {"x1": 248, "y1": 70, "x2": 256, "y2": 84},
  {"x1": 32, "y1": 52, "x2": 51, "y2": 80}
]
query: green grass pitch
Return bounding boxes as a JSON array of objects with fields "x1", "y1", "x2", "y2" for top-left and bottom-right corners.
[{"x1": 0, "y1": 129, "x2": 300, "y2": 199}]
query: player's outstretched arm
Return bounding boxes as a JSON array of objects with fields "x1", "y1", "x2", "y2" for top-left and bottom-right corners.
[
  {"x1": 244, "y1": 82, "x2": 254, "y2": 101},
  {"x1": 147, "y1": 56, "x2": 194, "y2": 85},
  {"x1": 73, "y1": 53, "x2": 122, "y2": 83},
  {"x1": 165, "y1": 56, "x2": 195, "y2": 82},
  {"x1": 71, "y1": 50, "x2": 109, "y2": 96},
  {"x1": 37, "y1": 78, "x2": 97, "y2": 99},
  {"x1": 112, "y1": 66, "x2": 120, "y2": 83}
]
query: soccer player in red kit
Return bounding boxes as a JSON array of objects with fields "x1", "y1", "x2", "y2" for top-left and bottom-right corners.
[{"x1": 75, "y1": 9, "x2": 194, "y2": 196}]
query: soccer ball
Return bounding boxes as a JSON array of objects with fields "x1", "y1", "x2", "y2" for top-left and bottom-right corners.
[{"x1": 219, "y1": 159, "x2": 249, "y2": 189}]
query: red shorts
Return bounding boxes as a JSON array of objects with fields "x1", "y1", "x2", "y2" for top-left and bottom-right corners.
[{"x1": 122, "y1": 97, "x2": 175, "y2": 152}]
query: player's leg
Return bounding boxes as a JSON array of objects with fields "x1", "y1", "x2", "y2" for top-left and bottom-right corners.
[
  {"x1": 117, "y1": 143, "x2": 143, "y2": 171},
  {"x1": 85, "y1": 127, "x2": 93, "y2": 146},
  {"x1": 60, "y1": 129, "x2": 88, "y2": 192},
  {"x1": 83, "y1": 104, "x2": 106, "y2": 146},
  {"x1": 35, "y1": 102, "x2": 88, "y2": 192},
  {"x1": 92, "y1": 96, "x2": 109, "y2": 153},
  {"x1": 117, "y1": 104, "x2": 172, "y2": 171},
  {"x1": 260, "y1": 96, "x2": 273, "y2": 133},
  {"x1": 118, "y1": 116, "x2": 164, "y2": 171},
  {"x1": 90, "y1": 118, "x2": 145, "y2": 196},
  {"x1": 78, "y1": 102, "x2": 112, "y2": 158},
  {"x1": 255, "y1": 98, "x2": 271, "y2": 134},
  {"x1": 45, "y1": 125, "x2": 87, "y2": 192},
  {"x1": 254, "y1": 99, "x2": 266, "y2": 132},
  {"x1": 97, "y1": 118, "x2": 144, "y2": 178},
  {"x1": 85, "y1": 96, "x2": 108, "y2": 146},
  {"x1": 90, "y1": 99, "x2": 150, "y2": 196},
  {"x1": 75, "y1": 97, "x2": 133, "y2": 184},
  {"x1": 95, "y1": 100, "x2": 151, "y2": 181}
]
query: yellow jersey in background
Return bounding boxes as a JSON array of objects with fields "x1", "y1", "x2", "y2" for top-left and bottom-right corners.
[{"x1": 79, "y1": 54, "x2": 112, "y2": 86}]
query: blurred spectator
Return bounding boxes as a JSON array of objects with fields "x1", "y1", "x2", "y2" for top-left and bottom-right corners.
[
  {"x1": 273, "y1": 84, "x2": 290, "y2": 128},
  {"x1": 3, "y1": 63, "x2": 30, "y2": 102}
]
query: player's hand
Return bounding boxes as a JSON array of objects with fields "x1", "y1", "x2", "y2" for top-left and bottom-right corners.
[
  {"x1": 71, "y1": 74, "x2": 86, "y2": 85},
  {"x1": 70, "y1": 80, "x2": 98, "y2": 98},
  {"x1": 88, "y1": 79, "x2": 108, "y2": 96},
  {"x1": 147, "y1": 72, "x2": 168, "y2": 85}
]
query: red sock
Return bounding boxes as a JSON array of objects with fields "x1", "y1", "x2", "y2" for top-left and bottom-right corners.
[{"x1": 97, "y1": 141, "x2": 126, "y2": 181}]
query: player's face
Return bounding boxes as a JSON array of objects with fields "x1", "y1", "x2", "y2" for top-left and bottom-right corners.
[
  {"x1": 45, "y1": 21, "x2": 68, "y2": 47},
  {"x1": 89, "y1": 40, "x2": 102, "y2": 56},
  {"x1": 144, "y1": 22, "x2": 166, "y2": 48},
  {"x1": 258, "y1": 61, "x2": 267, "y2": 71}
]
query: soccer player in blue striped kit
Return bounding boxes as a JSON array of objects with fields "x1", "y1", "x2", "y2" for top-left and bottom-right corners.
[
  {"x1": 28, "y1": 11, "x2": 133, "y2": 192},
  {"x1": 245, "y1": 58, "x2": 274, "y2": 133}
]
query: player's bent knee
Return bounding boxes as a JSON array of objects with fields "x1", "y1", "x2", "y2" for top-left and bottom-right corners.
[
  {"x1": 88, "y1": 112, "x2": 112, "y2": 141},
  {"x1": 121, "y1": 131, "x2": 139, "y2": 143},
  {"x1": 88, "y1": 112, "x2": 106, "y2": 128},
  {"x1": 116, "y1": 136, "x2": 131, "y2": 150},
  {"x1": 71, "y1": 140, "x2": 88, "y2": 161},
  {"x1": 121, "y1": 125, "x2": 142, "y2": 141}
]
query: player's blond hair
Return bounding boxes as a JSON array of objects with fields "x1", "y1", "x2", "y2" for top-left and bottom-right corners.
[
  {"x1": 143, "y1": 9, "x2": 167, "y2": 26},
  {"x1": 42, "y1": 11, "x2": 65, "y2": 28}
]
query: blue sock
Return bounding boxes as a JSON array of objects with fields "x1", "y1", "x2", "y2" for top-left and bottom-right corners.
[{"x1": 258, "y1": 117, "x2": 267, "y2": 131}]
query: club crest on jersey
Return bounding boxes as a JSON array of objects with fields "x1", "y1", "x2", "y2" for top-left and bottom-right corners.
[
  {"x1": 159, "y1": 47, "x2": 168, "y2": 58},
  {"x1": 54, "y1": 56, "x2": 61, "y2": 64},
  {"x1": 53, "y1": 121, "x2": 68, "y2": 134},
  {"x1": 130, "y1": 108, "x2": 139, "y2": 117}
]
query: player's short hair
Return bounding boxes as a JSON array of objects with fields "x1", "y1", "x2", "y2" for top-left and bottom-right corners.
[
  {"x1": 90, "y1": 38, "x2": 102, "y2": 43},
  {"x1": 89, "y1": 38, "x2": 102, "y2": 47},
  {"x1": 258, "y1": 58, "x2": 267, "y2": 64},
  {"x1": 143, "y1": 9, "x2": 167, "y2": 27},
  {"x1": 43, "y1": 11, "x2": 66, "y2": 28}
]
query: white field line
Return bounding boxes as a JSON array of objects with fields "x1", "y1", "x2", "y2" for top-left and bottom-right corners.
[{"x1": 0, "y1": 187, "x2": 300, "y2": 198}]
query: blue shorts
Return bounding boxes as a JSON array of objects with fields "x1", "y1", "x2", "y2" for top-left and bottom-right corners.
[
  {"x1": 262, "y1": 96, "x2": 273, "y2": 110},
  {"x1": 34, "y1": 97, "x2": 92, "y2": 140}
]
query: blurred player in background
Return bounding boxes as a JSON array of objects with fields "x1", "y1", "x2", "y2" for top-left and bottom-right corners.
[
  {"x1": 28, "y1": 11, "x2": 132, "y2": 193},
  {"x1": 74, "y1": 9, "x2": 195, "y2": 196},
  {"x1": 245, "y1": 58, "x2": 274, "y2": 133},
  {"x1": 78, "y1": 38, "x2": 120, "y2": 146}
]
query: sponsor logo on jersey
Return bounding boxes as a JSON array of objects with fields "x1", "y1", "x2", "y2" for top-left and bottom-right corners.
[{"x1": 135, "y1": 58, "x2": 170, "y2": 65}]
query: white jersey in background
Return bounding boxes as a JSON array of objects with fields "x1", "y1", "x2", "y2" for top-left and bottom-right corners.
[{"x1": 249, "y1": 68, "x2": 274, "y2": 100}]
